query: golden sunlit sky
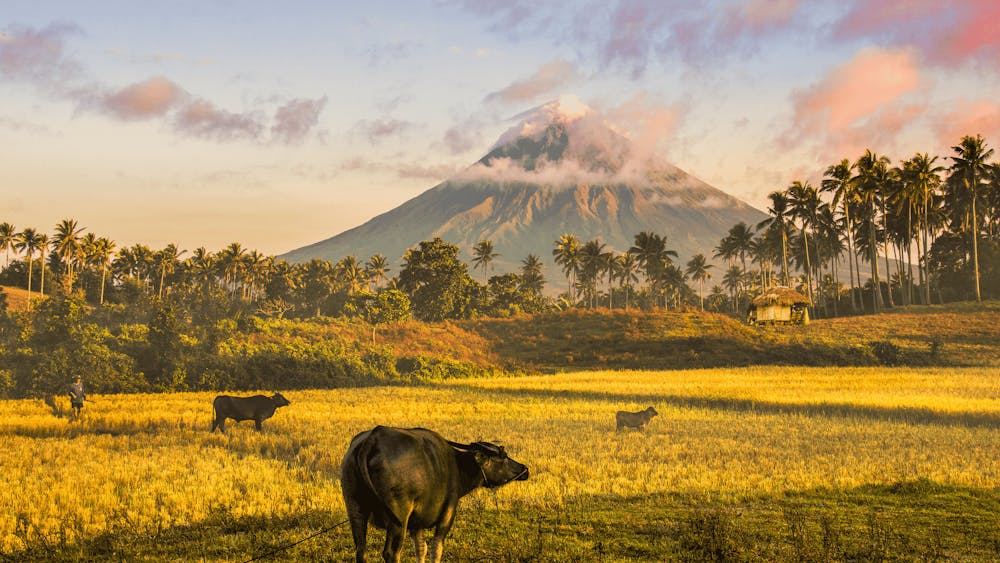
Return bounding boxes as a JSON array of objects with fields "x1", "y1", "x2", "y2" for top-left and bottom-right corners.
[{"x1": 2, "y1": 1, "x2": 999, "y2": 256}]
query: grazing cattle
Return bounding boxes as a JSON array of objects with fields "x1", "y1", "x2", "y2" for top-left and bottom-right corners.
[
  {"x1": 211, "y1": 393, "x2": 290, "y2": 433},
  {"x1": 616, "y1": 406, "x2": 659, "y2": 431},
  {"x1": 341, "y1": 426, "x2": 529, "y2": 563}
]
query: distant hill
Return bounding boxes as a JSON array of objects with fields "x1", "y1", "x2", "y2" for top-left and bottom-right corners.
[
  {"x1": 0, "y1": 285, "x2": 37, "y2": 312},
  {"x1": 281, "y1": 95, "x2": 767, "y2": 284},
  {"x1": 241, "y1": 302, "x2": 1000, "y2": 372}
]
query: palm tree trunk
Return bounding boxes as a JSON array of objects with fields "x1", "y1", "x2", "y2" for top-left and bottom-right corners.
[
  {"x1": 971, "y1": 179, "x2": 982, "y2": 301},
  {"x1": 844, "y1": 209, "x2": 858, "y2": 313},
  {"x1": 922, "y1": 208, "x2": 932, "y2": 306},
  {"x1": 100, "y1": 263, "x2": 108, "y2": 305}
]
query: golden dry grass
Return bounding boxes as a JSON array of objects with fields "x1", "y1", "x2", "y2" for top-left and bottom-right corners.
[{"x1": 1, "y1": 367, "x2": 998, "y2": 560}]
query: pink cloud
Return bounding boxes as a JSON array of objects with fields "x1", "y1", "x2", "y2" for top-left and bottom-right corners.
[
  {"x1": 833, "y1": 0, "x2": 1000, "y2": 67},
  {"x1": 173, "y1": 99, "x2": 263, "y2": 142},
  {"x1": 351, "y1": 118, "x2": 414, "y2": 145},
  {"x1": 485, "y1": 60, "x2": 579, "y2": 103},
  {"x1": 787, "y1": 47, "x2": 922, "y2": 140},
  {"x1": 0, "y1": 23, "x2": 81, "y2": 90},
  {"x1": 271, "y1": 97, "x2": 327, "y2": 145},
  {"x1": 932, "y1": 99, "x2": 1000, "y2": 148},
  {"x1": 605, "y1": 93, "x2": 683, "y2": 156},
  {"x1": 98, "y1": 76, "x2": 185, "y2": 120},
  {"x1": 726, "y1": 0, "x2": 799, "y2": 32}
]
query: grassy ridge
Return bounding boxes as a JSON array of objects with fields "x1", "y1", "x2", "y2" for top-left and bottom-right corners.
[{"x1": 2, "y1": 367, "x2": 998, "y2": 561}]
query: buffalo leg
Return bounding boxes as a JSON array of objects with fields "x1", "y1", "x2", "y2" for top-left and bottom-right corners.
[
  {"x1": 214, "y1": 418, "x2": 225, "y2": 433},
  {"x1": 254, "y1": 418, "x2": 263, "y2": 432},
  {"x1": 346, "y1": 506, "x2": 369, "y2": 563},
  {"x1": 412, "y1": 528, "x2": 427, "y2": 563},
  {"x1": 382, "y1": 522, "x2": 406, "y2": 563}
]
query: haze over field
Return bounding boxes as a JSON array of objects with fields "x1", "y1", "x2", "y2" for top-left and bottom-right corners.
[{"x1": 2, "y1": 1, "x2": 999, "y2": 255}]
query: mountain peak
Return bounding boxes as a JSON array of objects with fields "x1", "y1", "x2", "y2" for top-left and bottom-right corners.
[{"x1": 491, "y1": 94, "x2": 595, "y2": 151}]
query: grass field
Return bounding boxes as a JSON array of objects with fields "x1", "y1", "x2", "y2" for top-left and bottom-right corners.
[{"x1": 2, "y1": 367, "x2": 999, "y2": 561}]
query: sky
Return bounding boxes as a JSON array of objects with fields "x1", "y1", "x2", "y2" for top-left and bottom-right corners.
[{"x1": 2, "y1": 0, "x2": 999, "y2": 257}]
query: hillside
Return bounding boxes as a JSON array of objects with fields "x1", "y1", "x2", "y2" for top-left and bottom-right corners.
[
  {"x1": 0, "y1": 285, "x2": 37, "y2": 312},
  {"x1": 240, "y1": 302, "x2": 1000, "y2": 373}
]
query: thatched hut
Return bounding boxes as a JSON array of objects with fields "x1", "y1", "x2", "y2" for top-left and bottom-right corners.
[{"x1": 747, "y1": 287, "x2": 810, "y2": 325}]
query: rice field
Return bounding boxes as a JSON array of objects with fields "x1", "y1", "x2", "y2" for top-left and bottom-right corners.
[{"x1": 2, "y1": 366, "x2": 999, "y2": 561}]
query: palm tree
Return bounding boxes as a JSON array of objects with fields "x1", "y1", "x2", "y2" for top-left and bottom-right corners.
[
  {"x1": 553, "y1": 234, "x2": 580, "y2": 304},
  {"x1": 685, "y1": 254, "x2": 713, "y2": 311},
  {"x1": 244, "y1": 250, "x2": 269, "y2": 302},
  {"x1": 629, "y1": 231, "x2": 678, "y2": 308},
  {"x1": 14, "y1": 228, "x2": 42, "y2": 304},
  {"x1": 578, "y1": 239, "x2": 608, "y2": 308},
  {"x1": 950, "y1": 134, "x2": 994, "y2": 302},
  {"x1": 822, "y1": 159, "x2": 859, "y2": 312},
  {"x1": 0, "y1": 222, "x2": 15, "y2": 268},
  {"x1": 757, "y1": 191, "x2": 793, "y2": 287},
  {"x1": 187, "y1": 247, "x2": 216, "y2": 292},
  {"x1": 787, "y1": 180, "x2": 821, "y2": 304},
  {"x1": 853, "y1": 150, "x2": 891, "y2": 312},
  {"x1": 471, "y1": 240, "x2": 499, "y2": 283},
  {"x1": 616, "y1": 252, "x2": 640, "y2": 310},
  {"x1": 51, "y1": 218, "x2": 85, "y2": 287},
  {"x1": 729, "y1": 222, "x2": 755, "y2": 274},
  {"x1": 365, "y1": 254, "x2": 391, "y2": 291},
  {"x1": 899, "y1": 153, "x2": 945, "y2": 305},
  {"x1": 90, "y1": 237, "x2": 116, "y2": 305},
  {"x1": 336, "y1": 255, "x2": 366, "y2": 296},
  {"x1": 519, "y1": 254, "x2": 545, "y2": 296},
  {"x1": 218, "y1": 242, "x2": 247, "y2": 297},
  {"x1": 155, "y1": 243, "x2": 186, "y2": 299},
  {"x1": 722, "y1": 265, "x2": 743, "y2": 312}
]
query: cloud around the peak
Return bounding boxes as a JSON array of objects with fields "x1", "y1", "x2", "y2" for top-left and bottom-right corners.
[
  {"x1": 484, "y1": 60, "x2": 579, "y2": 104},
  {"x1": 1, "y1": 23, "x2": 326, "y2": 145}
]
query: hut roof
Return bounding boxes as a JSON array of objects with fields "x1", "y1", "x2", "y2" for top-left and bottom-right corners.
[{"x1": 753, "y1": 286, "x2": 810, "y2": 306}]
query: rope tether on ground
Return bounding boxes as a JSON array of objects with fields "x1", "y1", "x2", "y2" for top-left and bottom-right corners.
[{"x1": 240, "y1": 518, "x2": 350, "y2": 562}]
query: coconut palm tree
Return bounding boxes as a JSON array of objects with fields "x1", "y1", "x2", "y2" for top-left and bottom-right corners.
[
  {"x1": 154, "y1": 244, "x2": 186, "y2": 299},
  {"x1": 756, "y1": 191, "x2": 793, "y2": 286},
  {"x1": 787, "y1": 180, "x2": 821, "y2": 304},
  {"x1": 822, "y1": 159, "x2": 860, "y2": 312},
  {"x1": 0, "y1": 222, "x2": 15, "y2": 268},
  {"x1": 14, "y1": 228, "x2": 42, "y2": 304},
  {"x1": 186, "y1": 247, "x2": 215, "y2": 293},
  {"x1": 365, "y1": 254, "x2": 391, "y2": 291},
  {"x1": 685, "y1": 253, "x2": 713, "y2": 311},
  {"x1": 853, "y1": 150, "x2": 891, "y2": 312},
  {"x1": 949, "y1": 134, "x2": 994, "y2": 302},
  {"x1": 552, "y1": 234, "x2": 580, "y2": 304},
  {"x1": 90, "y1": 237, "x2": 116, "y2": 305},
  {"x1": 898, "y1": 153, "x2": 945, "y2": 305},
  {"x1": 51, "y1": 218, "x2": 85, "y2": 287},
  {"x1": 578, "y1": 239, "x2": 608, "y2": 308},
  {"x1": 722, "y1": 264, "x2": 743, "y2": 313},
  {"x1": 519, "y1": 254, "x2": 545, "y2": 296},
  {"x1": 629, "y1": 231, "x2": 678, "y2": 308},
  {"x1": 616, "y1": 252, "x2": 640, "y2": 310},
  {"x1": 471, "y1": 240, "x2": 499, "y2": 283}
]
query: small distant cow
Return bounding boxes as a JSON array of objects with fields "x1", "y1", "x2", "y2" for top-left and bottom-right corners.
[
  {"x1": 211, "y1": 393, "x2": 291, "y2": 433},
  {"x1": 341, "y1": 426, "x2": 529, "y2": 562},
  {"x1": 616, "y1": 406, "x2": 659, "y2": 431}
]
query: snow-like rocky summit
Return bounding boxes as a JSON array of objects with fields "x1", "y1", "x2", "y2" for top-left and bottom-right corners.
[{"x1": 491, "y1": 94, "x2": 596, "y2": 150}]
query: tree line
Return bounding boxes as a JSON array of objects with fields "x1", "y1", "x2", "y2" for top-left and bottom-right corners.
[{"x1": 708, "y1": 134, "x2": 999, "y2": 316}]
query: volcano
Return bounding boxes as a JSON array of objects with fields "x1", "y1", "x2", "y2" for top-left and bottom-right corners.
[{"x1": 281, "y1": 95, "x2": 766, "y2": 284}]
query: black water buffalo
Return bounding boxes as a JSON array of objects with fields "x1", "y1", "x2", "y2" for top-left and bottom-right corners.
[
  {"x1": 211, "y1": 393, "x2": 290, "y2": 433},
  {"x1": 341, "y1": 426, "x2": 529, "y2": 563},
  {"x1": 616, "y1": 406, "x2": 659, "y2": 431}
]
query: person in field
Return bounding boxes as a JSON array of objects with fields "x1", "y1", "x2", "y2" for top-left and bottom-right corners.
[{"x1": 67, "y1": 375, "x2": 86, "y2": 421}]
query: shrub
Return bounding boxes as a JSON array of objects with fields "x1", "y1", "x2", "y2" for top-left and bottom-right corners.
[{"x1": 868, "y1": 340, "x2": 901, "y2": 366}]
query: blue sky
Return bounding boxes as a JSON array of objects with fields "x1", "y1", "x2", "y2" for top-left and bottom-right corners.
[{"x1": 2, "y1": 1, "x2": 998, "y2": 255}]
